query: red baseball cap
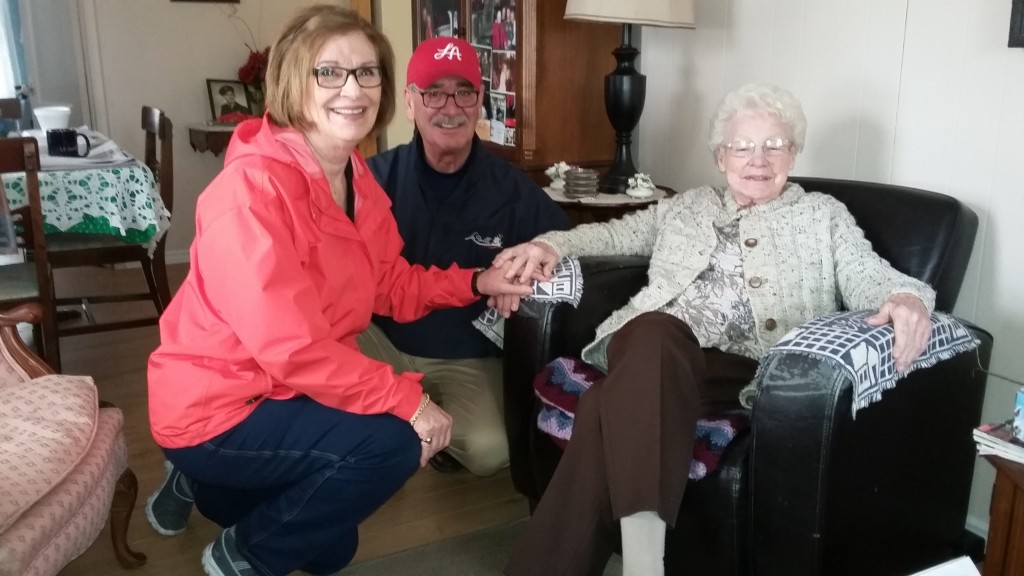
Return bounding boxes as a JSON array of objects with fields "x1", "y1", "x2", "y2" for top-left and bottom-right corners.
[{"x1": 407, "y1": 36, "x2": 482, "y2": 90}]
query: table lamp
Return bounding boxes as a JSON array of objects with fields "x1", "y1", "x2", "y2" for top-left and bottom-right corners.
[{"x1": 565, "y1": 0, "x2": 695, "y2": 194}]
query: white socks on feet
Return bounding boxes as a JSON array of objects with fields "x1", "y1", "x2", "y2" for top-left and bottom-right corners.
[{"x1": 620, "y1": 510, "x2": 666, "y2": 576}]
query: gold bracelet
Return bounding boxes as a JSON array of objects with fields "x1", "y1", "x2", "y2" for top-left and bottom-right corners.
[{"x1": 409, "y1": 393, "x2": 431, "y2": 426}]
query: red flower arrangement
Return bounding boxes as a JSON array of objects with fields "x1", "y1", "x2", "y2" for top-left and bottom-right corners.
[
  {"x1": 238, "y1": 47, "x2": 269, "y2": 87},
  {"x1": 235, "y1": 47, "x2": 269, "y2": 118}
]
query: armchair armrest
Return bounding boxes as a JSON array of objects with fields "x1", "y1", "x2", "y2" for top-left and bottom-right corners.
[
  {"x1": 748, "y1": 321, "x2": 992, "y2": 575},
  {"x1": 504, "y1": 255, "x2": 649, "y2": 501}
]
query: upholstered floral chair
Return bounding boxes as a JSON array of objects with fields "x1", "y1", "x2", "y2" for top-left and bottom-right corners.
[{"x1": 0, "y1": 303, "x2": 145, "y2": 575}]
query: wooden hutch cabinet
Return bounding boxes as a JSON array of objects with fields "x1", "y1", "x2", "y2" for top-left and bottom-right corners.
[{"x1": 413, "y1": 0, "x2": 620, "y2": 183}]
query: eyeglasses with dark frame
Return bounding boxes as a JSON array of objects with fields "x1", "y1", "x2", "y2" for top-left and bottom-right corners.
[
  {"x1": 312, "y1": 65, "x2": 383, "y2": 89},
  {"x1": 409, "y1": 87, "x2": 480, "y2": 109},
  {"x1": 723, "y1": 137, "x2": 793, "y2": 159}
]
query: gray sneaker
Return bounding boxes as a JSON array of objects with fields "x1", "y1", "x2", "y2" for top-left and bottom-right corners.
[
  {"x1": 145, "y1": 460, "x2": 194, "y2": 535},
  {"x1": 202, "y1": 527, "x2": 257, "y2": 576}
]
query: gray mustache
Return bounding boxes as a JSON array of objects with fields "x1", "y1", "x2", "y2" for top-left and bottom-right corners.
[{"x1": 431, "y1": 116, "x2": 468, "y2": 128}]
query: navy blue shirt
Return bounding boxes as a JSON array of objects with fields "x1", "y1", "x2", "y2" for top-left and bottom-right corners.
[{"x1": 367, "y1": 135, "x2": 570, "y2": 359}]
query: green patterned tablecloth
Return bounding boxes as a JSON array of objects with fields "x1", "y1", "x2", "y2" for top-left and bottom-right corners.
[{"x1": 2, "y1": 162, "x2": 170, "y2": 248}]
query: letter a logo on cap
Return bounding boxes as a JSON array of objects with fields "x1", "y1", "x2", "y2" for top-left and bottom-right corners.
[
  {"x1": 408, "y1": 37, "x2": 481, "y2": 89},
  {"x1": 434, "y1": 42, "x2": 463, "y2": 61}
]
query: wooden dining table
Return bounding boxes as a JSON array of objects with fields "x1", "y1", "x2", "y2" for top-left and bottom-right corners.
[{"x1": 1, "y1": 130, "x2": 170, "y2": 251}]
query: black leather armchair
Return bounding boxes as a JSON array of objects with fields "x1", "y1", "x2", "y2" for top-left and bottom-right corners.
[{"x1": 503, "y1": 177, "x2": 993, "y2": 576}]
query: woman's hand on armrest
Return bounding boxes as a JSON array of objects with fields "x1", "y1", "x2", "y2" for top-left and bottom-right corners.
[{"x1": 866, "y1": 293, "x2": 932, "y2": 372}]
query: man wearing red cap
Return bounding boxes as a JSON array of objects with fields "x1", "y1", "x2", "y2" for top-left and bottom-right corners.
[{"x1": 364, "y1": 36, "x2": 568, "y2": 476}]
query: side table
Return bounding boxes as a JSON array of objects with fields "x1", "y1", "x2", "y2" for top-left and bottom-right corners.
[
  {"x1": 983, "y1": 455, "x2": 1024, "y2": 575},
  {"x1": 544, "y1": 185, "x2": 676, "y2": 226},
  {"x1": 188, "y1": 124, "x2": 235, "y2": 157}
]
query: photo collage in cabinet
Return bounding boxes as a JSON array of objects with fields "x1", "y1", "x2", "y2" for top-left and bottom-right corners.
[{"x1": 470, "y1": 0, "x2": 516, "y2": 147}]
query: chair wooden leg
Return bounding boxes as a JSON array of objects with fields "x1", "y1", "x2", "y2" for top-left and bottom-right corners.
[
  {"x1": 140, "y1": 255, "x2": 170, "y2": 315},
  {"x1": 151, "y1": 247, "x2": 172, "y2": 311},
  {"x1": 35, "y1": 308, "x2": 61, "y2": 373},
  {"x1": 110, "y1": 467, "x2": 147, "y2": 568}
]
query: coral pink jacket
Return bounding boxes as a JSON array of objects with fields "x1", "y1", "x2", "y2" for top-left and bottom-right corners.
[{"x1": 148, "y1": 118, "x2": 476, "y2": 449}]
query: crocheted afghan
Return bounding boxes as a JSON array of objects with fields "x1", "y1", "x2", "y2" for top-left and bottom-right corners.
[{"x1": 533, "y1": 356, "x2": 749, "y2": 481}]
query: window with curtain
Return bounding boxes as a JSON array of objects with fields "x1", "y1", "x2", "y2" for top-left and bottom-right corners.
[{"x1": 1, "y1": 0, "x2": 25, "y2": 98}]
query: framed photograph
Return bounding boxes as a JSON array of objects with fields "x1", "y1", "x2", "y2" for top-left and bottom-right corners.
[
  {"x1": 475, "y1": 47, "x2": 492, "y2": 80},
  {"x1": 206, "y1": 79, "x2": 252, "y2": 123},
  {"x1": 470, "y1": 0, "x2": 496, "y2": 47},
  {"x1": 1011, "y1": 0, "x2": 1024, "y2": 48},
  {"x1": 491, "y1": 51, "x2": 516, "y2": 94},
  {"x1": 413, "y1": 0, "x2": 462, "y2": 44}
]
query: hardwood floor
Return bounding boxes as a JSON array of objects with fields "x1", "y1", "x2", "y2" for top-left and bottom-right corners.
[{"x1": 52, "y1": 263, "x2": 530, "y2": 575}]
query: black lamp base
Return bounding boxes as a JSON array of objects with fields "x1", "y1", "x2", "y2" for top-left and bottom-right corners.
[
  {"x1": 598, "y1": 160, "x2": 638, "y2": 195},
  {"x1": 599, "y1": 24, "x2": 646, "y2": 195}
]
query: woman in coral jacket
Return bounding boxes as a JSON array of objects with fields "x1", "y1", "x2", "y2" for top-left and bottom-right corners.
[{"x1": 144, "y1": 6, "x2": 531, "y2": 576}]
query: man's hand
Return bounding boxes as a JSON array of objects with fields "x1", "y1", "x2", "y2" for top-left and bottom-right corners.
[
  {"x1": 475, "y1": 264, "x2": 534, "y2": 298},
  {"x1": 866, "y1": 293, "x2": 931, "y2": 373},
  {"x1": 487, "y1": 294, "x2": 523, "y2": 318}
]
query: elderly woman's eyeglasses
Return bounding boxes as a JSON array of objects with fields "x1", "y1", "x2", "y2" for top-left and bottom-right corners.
[
  {"x1": 410, "y1": 87, "x2": 479, "y2": 109},
  {"x1": 723, "y1": 137, "x2": 792, "y2": 158},
  {"x1": 312, "y1": 65, "x2": 383, "y2": 89}
]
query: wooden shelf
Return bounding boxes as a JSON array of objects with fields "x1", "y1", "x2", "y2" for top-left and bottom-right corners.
[{"x1": 188, "y1": 124, "x2": 235, "y2": 157}]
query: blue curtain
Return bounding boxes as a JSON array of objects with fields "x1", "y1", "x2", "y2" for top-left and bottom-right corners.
[{"x1": 1, "y1": 0, "x2": 27, "y2": 133}]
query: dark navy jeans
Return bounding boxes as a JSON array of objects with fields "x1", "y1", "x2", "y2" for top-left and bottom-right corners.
[{"x1": 164, "y1": 396, "x2": 421, "y2": 576}]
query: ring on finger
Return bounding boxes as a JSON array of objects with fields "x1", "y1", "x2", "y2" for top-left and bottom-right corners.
[{"x1": 421, "y1": 437, "x2": 432, "y2": 444}]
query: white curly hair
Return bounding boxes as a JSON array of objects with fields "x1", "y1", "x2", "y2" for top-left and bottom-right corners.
[{"x1": 706, "y1": 83, "x2": 807, "y2": 158}]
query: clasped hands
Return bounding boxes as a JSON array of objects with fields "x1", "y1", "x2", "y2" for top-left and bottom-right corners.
[{"x1": 474, "y1": 241, "x2": 560, "y2": 318}]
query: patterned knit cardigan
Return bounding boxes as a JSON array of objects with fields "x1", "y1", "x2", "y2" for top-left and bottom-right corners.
[{"x1": 534, "y1": 183, "x2": 936, "y2": 371}]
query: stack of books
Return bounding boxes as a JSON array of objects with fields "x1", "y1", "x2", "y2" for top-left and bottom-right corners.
[
  {"x1": 973, "y1": 421, "x2": 1024, "y2": 464},
  {"x1": 974, "y1": 387, "x2": 1024, "y2": 464}
]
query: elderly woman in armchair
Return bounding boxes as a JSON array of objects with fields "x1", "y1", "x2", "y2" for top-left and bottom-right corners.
[{"x1": 495, "y1": 83, "x2": 935, "y2": 576}]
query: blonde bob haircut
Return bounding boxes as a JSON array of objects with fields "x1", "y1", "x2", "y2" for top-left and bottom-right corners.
[{"x1": 265, "y1": 4, "x2": 396, "y2": 135}]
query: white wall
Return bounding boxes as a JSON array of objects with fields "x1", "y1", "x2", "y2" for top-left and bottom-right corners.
[
  {"x1": 640, "y1": 0, "x2": 1024, "y2": 535},
  {"x1": 378, "y1": 1, "x2": 414, "y2": 149}
]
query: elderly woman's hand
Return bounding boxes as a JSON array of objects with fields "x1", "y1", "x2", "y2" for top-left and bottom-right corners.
[
  {"x1": 492, "y1": 241, "x2": 560, "y2": 284},
  {"x1": 866, "y1": 293, "x2": 932, "y2": 373}
]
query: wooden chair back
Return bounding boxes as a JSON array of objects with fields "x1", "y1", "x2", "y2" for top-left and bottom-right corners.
[
  {"x1": 0, "y1": 137, "x2": 59, "y2": 369},
  {"x1": 0, "y1": 303, "x2": 51, "y2": 380},
  {"x1": 142, "y1": 105, "x2": 174, "y2": 214}
]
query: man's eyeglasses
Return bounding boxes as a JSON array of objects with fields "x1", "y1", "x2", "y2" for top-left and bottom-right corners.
[
  {"x1": 723, "y1": 137, "x2": 793, "y2": 159},
  {"x1": 312, "y1": 65, "x2": 383, "y2": 89},
  {"x1": 410, "y1": 87, "x2": 479, "y2": 109}
]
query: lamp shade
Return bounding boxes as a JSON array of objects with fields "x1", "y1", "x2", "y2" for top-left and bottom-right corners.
[{"x1": 564, "y1": 0, "x2": 695, "y2": 28}]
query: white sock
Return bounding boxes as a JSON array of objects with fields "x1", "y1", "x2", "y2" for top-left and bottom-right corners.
[{"x1": 620, "y1": 510, "x2": 666, "y2": 576}]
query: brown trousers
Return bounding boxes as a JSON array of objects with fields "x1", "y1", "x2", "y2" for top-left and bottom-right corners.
[{"x1": 504, "y1": 312, "x2": 759, "y2": 576}]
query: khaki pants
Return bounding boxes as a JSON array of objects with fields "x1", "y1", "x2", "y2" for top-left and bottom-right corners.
[{"x1": 357, "y1": 323, "x2": 508, "y2": 476}]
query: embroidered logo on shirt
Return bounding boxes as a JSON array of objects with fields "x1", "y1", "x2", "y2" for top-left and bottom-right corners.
[
  {"x1": 466, "y1": 232, "x2": 503, "y2": 249},
  {"x1": 434, "y1": 43, "x2": 463, "y2": 61}
]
